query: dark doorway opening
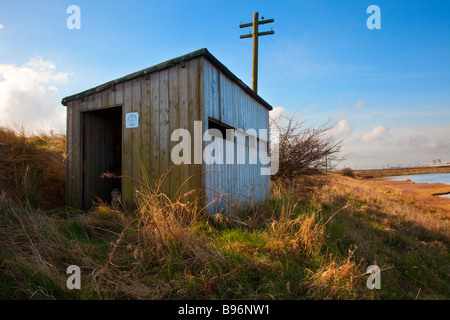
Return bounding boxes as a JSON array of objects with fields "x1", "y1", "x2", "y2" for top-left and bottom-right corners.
[{"x1": 82, "y1": 107, "x2": 122, "y2": 209}]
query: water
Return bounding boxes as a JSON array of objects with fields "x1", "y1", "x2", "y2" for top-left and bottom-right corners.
[
  {"x1": 382, "y1": 173, "x2": 450, "y2": 184},
  {"x1": 381, "y1": 173, "x2": 450, "y2": 199}
]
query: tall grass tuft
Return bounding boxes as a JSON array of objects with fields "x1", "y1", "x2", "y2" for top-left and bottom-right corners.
[{"x1": 0, "y1": 126, "x2": 66, "y2": 209}]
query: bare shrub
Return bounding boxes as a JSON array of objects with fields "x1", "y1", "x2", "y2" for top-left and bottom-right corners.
[
  {"x1": 270, "y1": 112, "x2": 343, "y2": 181},
  {"x1": 340, "y1": 167, "x2": 355, "y2": 178}
]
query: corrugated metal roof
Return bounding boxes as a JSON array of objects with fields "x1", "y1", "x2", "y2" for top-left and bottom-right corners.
[{"x1": 61, "y1": 48, "x2": 272, "y2": 111}]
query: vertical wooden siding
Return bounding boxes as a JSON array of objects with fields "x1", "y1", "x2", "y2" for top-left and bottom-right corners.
[
  {"x1": 65, "y1": 58, "x2": 204, "y2": 208},
  {"x1": 203, "y1": 60, "x2": 270, "y2": 213}
]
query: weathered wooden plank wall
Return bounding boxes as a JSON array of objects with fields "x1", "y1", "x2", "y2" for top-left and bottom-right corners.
[
  {"x1": 66, "y1": 54, "x2": 269, "y2": 212},
  {"x1": 65, "y1": 58, "x2": 205, "y2": 208},
  {"x1": 203, "y1": 60, "x2": 270, "y2": 213}
]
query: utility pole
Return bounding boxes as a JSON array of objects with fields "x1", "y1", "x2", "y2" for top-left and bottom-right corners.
[{"x1": 239, "y1": 12, "x2": 274, "y2": 94}]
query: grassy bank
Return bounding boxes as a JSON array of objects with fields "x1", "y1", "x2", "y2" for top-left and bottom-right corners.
[
  {"x1": 1, "y1": 175, "x2": 449, "y2": 299},
  {"x1": 0, "y1": 127, "x2": 449, "y2": 300},
  {"x1": 354, "y1": 166, "x2": 450, "y2": 179},
  {"x1": 0, "y1": 127, "x2": 66, "y2": 209}
]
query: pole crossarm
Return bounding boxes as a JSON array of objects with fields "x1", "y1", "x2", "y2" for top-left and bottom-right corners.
[
  {"x1": 239, "y1": 30, "x2": 274, "y2": 39},
  {"x1": 239, "y1": 12, "x2": 275, "y2": 94},
  {"x1": 239, "y1": 18, "x2": 275, "y2": 28}
]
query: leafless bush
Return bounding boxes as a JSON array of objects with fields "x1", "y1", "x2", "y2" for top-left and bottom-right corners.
[
  {"x1": 270, "y1": 112, "x2": 343, "y2": 181},
  {"x1": 340, "y1": 167, "x2": 355, "y2": 178}
]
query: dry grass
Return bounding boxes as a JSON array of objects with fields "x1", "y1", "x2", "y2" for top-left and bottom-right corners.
[
  {"x1": 322, "y1": 175, "x2": 450, "y2": 240},
  {"x1": 374, "y1": 180, "x2": 450, "y2": 220},
  {"x1": 0, "y1": 127, "x2": 448, "y2": 300},
  {"x1": 0, "y1": 172, "x2": 368, "y2": 299},
  {"x1": 354, "y1": 167, "x2": 450, "y2": 179},
  {"x1": 0, "y1": 126, "x2": 66, "y2": 209},
  {"x1": 0, "y1": 193, "x2": 98, "y2": 299},
  {"x1": 2, "y1": 172, "x2": 448, "y2": 299},
  {"x1": 316, "y1": 174, "x2": 450, "y2": 299}
]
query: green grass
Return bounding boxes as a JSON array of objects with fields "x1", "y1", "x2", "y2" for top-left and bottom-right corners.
[
  {"x1": 2, "y1": 125, "x2": 448, "y2": 300},
  {"x1": 1, "y1": 169, "x2": 449, "y2": 299},
  {"x1": 319, "y1": 175, "x2": 450, "y2": 299}
]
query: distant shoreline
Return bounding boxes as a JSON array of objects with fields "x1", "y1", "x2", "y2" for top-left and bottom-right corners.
[
  {"x1": 352, "y1": 166, "x2": 450, "y2": 179},
  {"x1": 373, "y1": 179, "x2": 450, "y2": 219}
]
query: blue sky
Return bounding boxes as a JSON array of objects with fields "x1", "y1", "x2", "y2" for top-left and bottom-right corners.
[{"x1": 0, "y1": 0, "x2": 449, "y2": 169}]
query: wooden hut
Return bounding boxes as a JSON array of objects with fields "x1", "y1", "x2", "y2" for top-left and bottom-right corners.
[{"x1": 62, "y1": 48, "x2": 272, "y2": 212}]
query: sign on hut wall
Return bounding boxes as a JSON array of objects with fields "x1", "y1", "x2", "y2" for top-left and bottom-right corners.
[{"x1": 125, "y1": 112, "x2": 139, "y2": 128}]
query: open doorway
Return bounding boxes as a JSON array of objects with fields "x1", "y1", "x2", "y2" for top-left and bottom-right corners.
[{"x1": 82, "y1": 106, "x2": 122, "y2": 209}]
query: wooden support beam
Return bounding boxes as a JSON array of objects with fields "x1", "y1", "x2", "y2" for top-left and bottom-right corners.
[
  {"x1": 257, "y1": 30, "x2": 275, "y2": 37},
  {"x1": 239, "y1": 18, "x2": 274, "y2": 28},
  {"x1": 252, "y1": 12, "x2": 259, "y2": 94},
  {"x1": 240, "y1": 31, "x2": 274, "y2": 39}
]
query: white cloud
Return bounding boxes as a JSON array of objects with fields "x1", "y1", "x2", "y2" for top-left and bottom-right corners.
[
  {"x1": 353, "y1": 98, "x2": 364, "y2": 110},
  {"x1": 398, "y1": 135, "x2": 447, "y2": 151},
  {"x1": 269, "y1": 106, "x2": 285, "y2": 121},
  {"x1": 0, "y1": 24, "x2": 4, "y2": 29},
  {"x1": 329, "y1": 119, "x2": 353, "y2": 137},
  {"x1": 0, "y1": 57, "x2": 68, "y2": 133},
  {"x1": 269, "y1": 107, "x2": 286, "y2": 144},
  {"x1": 360, "y1": 125, "x2": 389, "y2": 143}
]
